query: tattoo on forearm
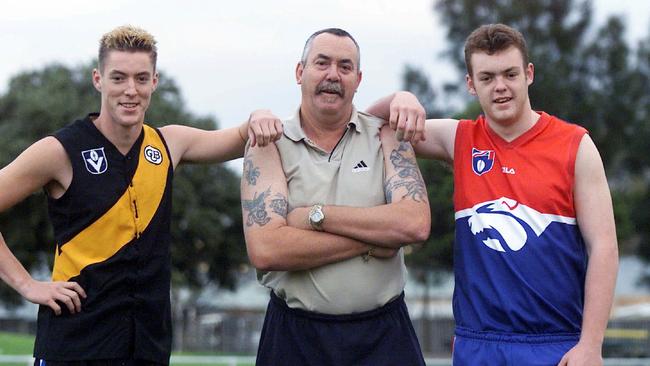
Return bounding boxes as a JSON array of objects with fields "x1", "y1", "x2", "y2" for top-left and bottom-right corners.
[
  {"x1": 242, "y1": 188, "x2": 271, "y2": 226},
  {"x1": 385, "y1": 142, "x2": 427, "y2": 203},
  {"x1": 270, "y1": 193, "x2": 288, "y2": 218},
  {"x1": 243, "y1": 157, "x2": 260, "y2": 186}
]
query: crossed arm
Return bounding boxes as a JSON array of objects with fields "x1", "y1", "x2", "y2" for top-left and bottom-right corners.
[
  {"x1": 285, "y1": 126, "x2": 431, "y2": 248},
  {"x1": 241, "y1": 142, "x2": 398, "y2": 272}
]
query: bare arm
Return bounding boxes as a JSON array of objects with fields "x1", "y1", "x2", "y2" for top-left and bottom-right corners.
[
  {"x1": 0, "y1": 137, "x2": 86, "y2": 315},
  {"x1": 242, "y1": 142, "x2": 395, "y2": 272},
  {"x1": 161, "y1": 114, "x2": 283, "y2": 168},
  {"x1": 559, "y1": 135, "x2": 618, "y2": 366},
  {"x1": 287, "y1": 126, "x2": 431, "y2": 248},
  {"x1": 366, "y1": 91, "x2": 458, "y2": 162}
]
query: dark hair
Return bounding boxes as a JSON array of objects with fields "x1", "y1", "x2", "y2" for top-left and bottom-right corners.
[
  {"x1": 301, "y1": 28, "x2": 361, "y2": 70},
  {"x1": 464, "y1": 24, "x2": 528, "y2": 76}
]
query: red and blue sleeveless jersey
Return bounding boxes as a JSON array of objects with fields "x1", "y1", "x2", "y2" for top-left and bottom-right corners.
[{"x1": 453, "y1": 112, "x2": 588, "y2": 336}]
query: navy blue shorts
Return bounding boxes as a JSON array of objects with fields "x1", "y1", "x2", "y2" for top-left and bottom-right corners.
[
  {"x1": 256, "y1": 291, "x2": 425, "y2": 366},
  {"x1": 452, "y1": 327, "x2": 579, "y2": 366}
]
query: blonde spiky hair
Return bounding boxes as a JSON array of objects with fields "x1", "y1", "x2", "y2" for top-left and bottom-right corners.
[{"x1": 98, "y1": 25, "x2": 158, "y2": 72}]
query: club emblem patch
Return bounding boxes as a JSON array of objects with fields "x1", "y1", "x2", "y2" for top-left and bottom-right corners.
[
  {"x1": 144, "y1": 145, "x2": 163, "y2": 165},
  {"x1": 81, "y1": 148, "x2": 108, "y2": 174},
  {"x1": 472, "y1": 148, "x2": 495, "y2": 176}
]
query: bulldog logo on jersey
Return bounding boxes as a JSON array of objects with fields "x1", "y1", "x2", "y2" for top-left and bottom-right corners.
[
  {"x1": 81, "y1": 148, "x2": 108, "y2": 174},
  {"x1": 472, "y1": 148, "x2": 494, "y2": 176},
  {"x1": 457, "y1": 197, "x2": 576, "y2": 252},
  {"x1": 144, "y1": 145, "x2": 163, "y2": 165}
]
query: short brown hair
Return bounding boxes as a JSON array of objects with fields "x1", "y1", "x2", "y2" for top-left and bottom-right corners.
[
  {"x1": 98, "y1": 25, "x2": 157, "y2": 72},
  {"x1": 301, "y1": 28, "x2": 361, "y2": 71},
  {"x1": 464, "y1": 24, "x2": 528, "y2": 76}
]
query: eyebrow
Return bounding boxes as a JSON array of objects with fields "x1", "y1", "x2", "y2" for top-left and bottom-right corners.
[
  {"x1": 108, "y1": 70, "x2": 152, "y2": 77},
  {"x1": 314, "y1": 53, "x2": 355, "y2": 65},
  {"x1": 477, "y1": 66, "x2": 520, "y2": 76}
]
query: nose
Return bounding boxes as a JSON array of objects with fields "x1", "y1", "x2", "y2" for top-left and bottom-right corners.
[
  {"x1": 494, "y1": 76, "x2": 507, "y2": 92},
  {"x1": 325, "y1": 64, "x2": 341, "y2": 81},
  {"x1": 124, "y1": 78, "x2": 137, "y2": 96}
]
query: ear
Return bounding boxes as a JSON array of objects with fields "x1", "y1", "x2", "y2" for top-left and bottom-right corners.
[
  {"x1": 466, "y1": 74, "x2": 477, "y2": 96},
  {"x1": 92, "y1": 69, "x2": 102, "y2": 92},
  {"x1": 295, "y1": 62, "x2": 304, "y2": 84},
  {"x1": 354, "y1": 70, "x2": 362, "y2": 92},
  {"x1": 526, "y1": 63, "x2": 534, "y2": 86},
  {"x1": 152, "y1": 72, "x2": 159, "y2": 92}
]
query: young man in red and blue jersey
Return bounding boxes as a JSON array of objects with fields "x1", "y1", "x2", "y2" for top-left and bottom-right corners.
[{"x1": 368, "y1": 23, "x2": 619, "y2": 366}]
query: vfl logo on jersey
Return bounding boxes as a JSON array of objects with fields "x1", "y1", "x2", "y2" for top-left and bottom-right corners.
[
  {"x1": 81, "y1": 148, "x2": 108, "y2": 174},
  {"x1": 144, "y1": 145, "x2": 163, "y2": 165},
  {"x1": 472, "y1": 148, "x2": 494, "y2": 176},
  {"x1": 456, "y1": 197, "x2": 576, "y2": 252}
]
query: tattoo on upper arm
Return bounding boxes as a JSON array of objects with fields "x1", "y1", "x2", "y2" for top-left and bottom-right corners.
[
  {"x1": 384, "y1": 142, "x2": 427, "y2": 203},
  {"x1": 242, "y1": 188, "x2": 271, "y2": 227},
  {"x1": 243, "y1": 157, "x2": 260, "y2": 186},
  {"x1": 242, "y1": 188, "x2": 288, "y2": 226},
  {"x1": 269, "y1": 193, "x2": 288, "y2": 218}
]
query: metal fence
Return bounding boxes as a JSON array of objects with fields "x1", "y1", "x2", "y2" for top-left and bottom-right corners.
[{"x1": 182, "y1": 308, "x2": 650, "y2": 358}]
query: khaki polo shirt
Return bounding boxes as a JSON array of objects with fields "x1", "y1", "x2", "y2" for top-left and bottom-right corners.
[{"x1": 259, "y1": 107, "x2": 407, "y2": 314}]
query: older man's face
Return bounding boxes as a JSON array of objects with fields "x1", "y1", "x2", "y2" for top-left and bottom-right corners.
[{"x1": 296, "y1": 33, "x2": 362, "y2": 116}]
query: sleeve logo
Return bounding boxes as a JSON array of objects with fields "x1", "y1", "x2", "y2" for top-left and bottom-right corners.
[{"x1": 81, "y1": 147, "x2": 108, "y2": 174}]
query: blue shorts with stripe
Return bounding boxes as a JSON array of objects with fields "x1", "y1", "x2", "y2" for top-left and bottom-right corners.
[
  {"x1": 452, "y1": 327, "x2": 579, "y2": 366},
  {"x1": 256, "y1": 291, "x2": 426, "y2": 366}
]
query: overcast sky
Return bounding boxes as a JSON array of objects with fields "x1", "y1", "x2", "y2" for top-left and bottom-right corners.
[{"x1": 1, "y1": 0, "x2": 648, "y2": 132}]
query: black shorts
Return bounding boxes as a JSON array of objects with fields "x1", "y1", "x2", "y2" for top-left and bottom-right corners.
[{"x1": 256, "y1": 291, "x2": 426, "y2": 366}]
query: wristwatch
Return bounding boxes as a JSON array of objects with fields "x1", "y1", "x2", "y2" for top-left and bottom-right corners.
[{"x1": 308, "y1": 204, "x2": 325, "y2": 231}]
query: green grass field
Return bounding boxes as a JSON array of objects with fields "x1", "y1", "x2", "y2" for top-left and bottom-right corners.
[
  {"x1": 0, "y1": 332, "x2": 254, "y2": 366},
  {"x1": 0, "y1": 332, "x2": 33, "y2": 354}
]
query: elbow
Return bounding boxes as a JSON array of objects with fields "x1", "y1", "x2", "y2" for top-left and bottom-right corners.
[
  {"x1": 414, "y1": 226, "x2": 431, "y2": 243},
  {"x1": 246, "y1": 237, "x2": 275, "y2": 272},
  {"x1": 246, "y1": 226, "x2": 303, "y2": 271},
  {"x1": 410, "y1": 223, "x2": 431, "y2": 243},
  {"x1": 248, "y1": 253, "x2": 271, "y2": 272},
  {"x1": 402, "y1": 214, "x2": 431, "y2": 243},
  {"x1": 247, "y1": 245, "x2": 275, "y2": 272}
]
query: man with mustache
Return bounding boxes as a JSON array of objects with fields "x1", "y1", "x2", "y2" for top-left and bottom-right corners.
[{"x1": 241, "y1": 28, "x2": 430, "y2": 365}]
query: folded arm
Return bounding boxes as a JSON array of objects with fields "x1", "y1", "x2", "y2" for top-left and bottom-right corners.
[
  {"x1": 287, "y1": 126, "x2": 431, "y2": 248},
  {"x1": 242, "y1": 142, "x2": 395, "y2": 272}
]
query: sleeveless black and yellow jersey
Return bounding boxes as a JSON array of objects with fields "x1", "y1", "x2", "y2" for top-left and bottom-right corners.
[{"x1": 34, "y1": 114, "x2": 174, "y2": 364}]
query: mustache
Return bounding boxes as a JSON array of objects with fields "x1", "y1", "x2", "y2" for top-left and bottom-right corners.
[{"x1": 316, "y1": 81, "x2": 344, "y2": 97}]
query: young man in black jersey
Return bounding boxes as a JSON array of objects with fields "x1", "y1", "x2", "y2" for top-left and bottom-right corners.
[{"x1": 0, "y1": 25, "x2": 281, "y2": 365}]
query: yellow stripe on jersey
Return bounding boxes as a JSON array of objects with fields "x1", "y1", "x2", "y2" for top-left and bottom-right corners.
[{"x1": 52, "y1": 125, "x2": 170, "y2": 281}]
